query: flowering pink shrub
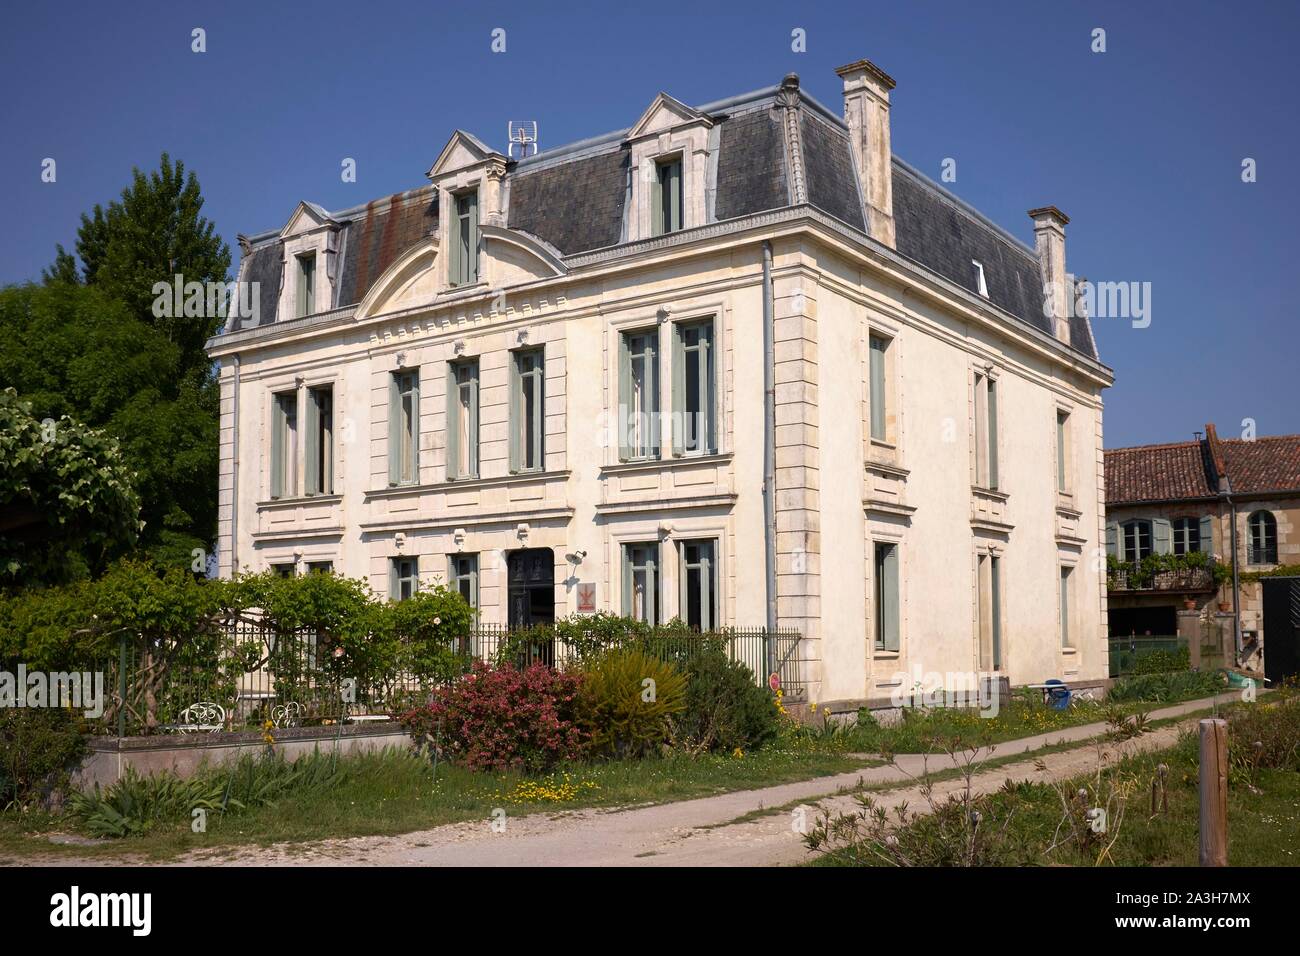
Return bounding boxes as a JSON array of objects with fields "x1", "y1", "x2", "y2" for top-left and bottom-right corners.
[{"x1": 399, "y1": 661, "x2": 588, "y2": 773}]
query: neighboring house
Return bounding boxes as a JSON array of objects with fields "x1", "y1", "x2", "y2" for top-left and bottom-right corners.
[
  {"x1": 1105, "y1": 423, "x2": 1300, "y2": 671},
  {"x1": 207, "y1": 57, "x2": 1112, "y2": 709}
]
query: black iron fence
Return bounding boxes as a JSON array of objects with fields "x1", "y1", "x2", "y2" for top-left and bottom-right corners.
[{"x1": 70, "y1": 620, "x2": 803, "y2": 736}]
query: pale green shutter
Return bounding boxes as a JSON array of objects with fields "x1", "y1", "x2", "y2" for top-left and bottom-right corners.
[
  {"x1": 304, "y1": 389, "x2": 319, "y2": 495},
  {"x1": 652, "y1": 167, "x2": 664, "y2": 236},
  {"x1": 671, "y1": 326, "x2": 685, "y2": 456},
  {"x1": 508, "y1": 354, "x2": 521, "y2": 473},
  {"x1": 647, "y1": 335, "x2": 660, "y2": 456},
  {"x1": 699, "y1": 547, "x2": 712, "y2": 631},
  {"x1": 1153, "y1": 518, "x2": 1172, "y2": 555},
  {"x1": 467, "y1": 192, "x2": 479, "y2": 284},
  {"x1": 869, "y1": 337, "x2": 886, "y2": 441},
  {"x1": 410, "y1": 372, "x2": 420, "y2": 483},
  {"x1": 1060, "y1": 569, "x2": 1070, "y2": 648},
  {"x1": 1056, "y1": 414, "x2": 1067, "y2": 492},
  {"x1": 668, "y1": 162, "x2": 681, "y2": 231},
  {"x1": 646, "y1": 547, "x2": 658, "y2": 625},
  {"x1": 621, "y1": 546, "x2": 631, "y2": 616},
  {"x1": 271, "y1": 395, "x2": 285, "y2": 499},
  {"x1": 1198, "y1": 515, "x2": 1213, "y2": 554},
  {"x1": 701, "y1": 324, "x2": 715, "y2": 453},
  {"x1": 449, "y1": 204, "x2": 462, "y2": 286},
  {"x1": 467, "y1": 363, "x2": 479, "y2": 477},
  {"x1": 986, "y1": 379, "x2": 999, "y2": 490},
  {"x1": 388, "y1": 558, "x2": 397, "y2": 602},
  {"x1": 618, "y1": 334, "x2": 631, "y2": 461},
  {"x1": 446, "y1": 364, "x2": 460, "y2": 481},
  {"x1": 882, "y1": 545, "x2": 900, "y2": 651},
  {"x1": 990, "y1": 557, "x2": 1002, "y2": 669},
  {"x1": 1105, "y1": 521, "x2": 1119, "y2": 558},
  {"x1": 388, "y1": 374, "x2": 401, "y2": 485}
]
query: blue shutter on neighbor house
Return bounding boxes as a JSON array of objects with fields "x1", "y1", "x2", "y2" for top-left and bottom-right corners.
[
  {"x1": 1153, "y1": 518, "x2": 1173, "y2": 555},
  {"x1": 1199, "y1": 515, "x2": 1214, "y2": 554}
]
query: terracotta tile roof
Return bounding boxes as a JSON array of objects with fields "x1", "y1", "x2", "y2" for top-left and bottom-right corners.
[{"x1": 1106, "y1": 426, "x2": 1300, "y2": 503}]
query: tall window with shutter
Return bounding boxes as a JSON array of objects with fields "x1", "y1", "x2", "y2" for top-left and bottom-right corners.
[
  {"x1": 296, "y1": 253, "x2": 316, "y2": 318},
  {"x1": 618, "y1": 330, "x2": 659, "y2": 461},
  {"x1": 449, "y1": 191, "x2": 479, "y2": 286},
  {"x1": 869, "y1": 334, "x2": 889, "y2": 443},
  {"x1": 1060, "y1": 566, "x2": 1073, "y2": 648},
  {"x1": 271, "y1": 390, "x2": 298, "y2": 499},
  {"x1": 678, "y1": 539, "x2": 717, "y2": 631},
  {"x1": 874, "y1": 542, "x2": 900, "y2": 652},
  {"x1": 974, "y1": 372, "x2": 999, "y2": 490},
  {"x1": 304, "y1": 385, "x2": 333, "y2": 495},
  {"x1": 652, "y1": 157, "x2": 683, "y2": 236},
  {"x1": 447, "y1": 360, "x2": 479, "y2": 480},
  {"x1": 977, "y1": 553, "x2": 1002, "y2": 671},
  {"x1": 1056, "y1": 409, "x2": 1070, "y2": 493},
  {"x1": 623, "y1": 543, "x2": 659, "y2": 624},
  {"x1": 673, "y1": 319, "x2": 715, "y2": 456},
  {"x1": 449, "y1": 554, "x2": 479, "y2": 609},
  {"x1": 390, "y1": 556, "x2": 418, "y2": 601},
  {"x1": 389, "y1": 370, "x2": 419, "y2": 486},
  {"x1": 509, "y1": 349, "x2": 545, "y2": 473},
  {"x1": 1248, "y1": 511, "x2": 1278, "y2": 564}
]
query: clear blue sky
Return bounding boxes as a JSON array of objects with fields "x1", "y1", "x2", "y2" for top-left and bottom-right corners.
[{"x1": 2, "y1": 0, "x2": 1294, "y2": 448}]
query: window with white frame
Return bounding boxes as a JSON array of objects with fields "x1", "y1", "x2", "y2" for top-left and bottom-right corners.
[
  {"x1": 389, "y1": 370, "x2": 419, "y2": 486},
  {"x1": 390, "y1": 556, "x2": 418, "y2": 601},
  {"x1": 619, "y1": 329, "x2": 659, "y2": 461},
  {"x1": 305, "y1": 385, "x2": 333, "y2": 495},
  {"x1": 623, "y1": 543, "x2": 659, "y2": 625},
  {"x1": 447, "y1": 360, "x2": 479, "y2": 480},
  {"x1": 674, "y1": 319, "x2": 715, "y2": 456},
  {"x1": 449, "y1": 190, "x2": 479, "y2": 286},
  {"x1": 973, "y1": 371, "x2": 999, "y2": 490},
  {"x1": 510, "y1": 348, "x2": 545, "y2": 473},
  {"x1": 977, "y1": 553, "x2": 1002, "y2": 671},
  {"x1": 296, "y1": 253, "x2": 316, "y2": 317},
  {"x1": 873, "y1": 541, "x2": 900, "y2": 652},
  {"x1": 678, "y1": 539, "x2": 717, "y2": 631},
  {"x1": 1248, "y1": 510, "x2": 1278, "y2": 564},
  {"x1": 652, "y1": 157, "x2": 683, "y2": 236},
  {"x1": 270, "y1": 390, "x2": 298, "y2": 499}
]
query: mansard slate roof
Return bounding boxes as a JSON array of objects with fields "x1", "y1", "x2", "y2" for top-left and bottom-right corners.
[
  {"x1": 1106, "y1": 427, "x2": 1300, "y2": 504},
  {"x1": 232, "y1": 82, "x2": 1098, "y2": 360}
]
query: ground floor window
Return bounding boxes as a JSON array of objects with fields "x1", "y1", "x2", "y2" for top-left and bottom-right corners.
[
  {"x1": 977, "y1": 553, "x2": 1002, "y2": 671},
  {"x1": 678, "y1": 539, "x2": 717, "y2": 631},
  {"x1": 449, "y1": 553, "x2": 479, "y2": 609},
  {"x1": 390, "y1": 556, "x2": 418, "y2": 601},
  {"x1": 873, "y1": 542, "x2": 900, "y2": 651},
  {"x1": 623, "y1": 543, "x2": 659, "y2": 625}
]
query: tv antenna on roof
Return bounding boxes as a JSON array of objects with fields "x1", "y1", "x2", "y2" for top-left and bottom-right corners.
[{"x1": 508, "y1": 121, "x2": 538, "y2": 159}]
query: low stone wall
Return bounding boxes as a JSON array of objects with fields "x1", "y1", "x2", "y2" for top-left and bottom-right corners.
[{"x1": 75, "y1": 722, "x2": 412, "y2": 789}]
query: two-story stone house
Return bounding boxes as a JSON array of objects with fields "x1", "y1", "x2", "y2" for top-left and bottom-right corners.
[
  {"x1": 208, "y1": 57, "x2": 1113, "y2": 709},
  {"x1": 1105, "y1": 423, "x2": 1300, "y2": 674}
]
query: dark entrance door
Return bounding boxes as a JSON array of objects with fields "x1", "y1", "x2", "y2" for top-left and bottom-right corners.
[
  {"x1": 508, "y1": 548, "x2": 555, "y2": 628},
  {"x1": 1262, "y1": 577, "x2": 1300, "y2": 685}
]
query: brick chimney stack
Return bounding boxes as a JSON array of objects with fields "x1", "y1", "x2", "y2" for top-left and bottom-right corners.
[
  {"x1": 1028, "y1": 206, "x2": 1072, "y2": 344},
  {"x1": 835, "y1": 58, "x2": 896, "y2": 248}
]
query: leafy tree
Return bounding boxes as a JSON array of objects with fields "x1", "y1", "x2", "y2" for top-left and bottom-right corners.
[
  {"x1": 0, "y1": 388, "x2": 140, "y2": 588},
  {"x1": 0, "y1": 282, "x2": 217, "y2": 568}
]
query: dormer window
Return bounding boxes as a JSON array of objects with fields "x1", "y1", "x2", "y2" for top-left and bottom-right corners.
[
  {"x1": 296, "y1": 252, "x2": 316, "y2": 317},
  {"x1": 972, "y1": 260, "x2": 989, "y2": 298},
  {"x1": 653, "y1": 157, "x2": 683, "y2": 236},
  {"x1": 450, "y1": 190, "x2": 480, "y2": 286}
]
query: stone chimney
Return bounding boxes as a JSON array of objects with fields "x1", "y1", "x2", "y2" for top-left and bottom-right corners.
[
  {"x1": 835, "y1": 58, "x2": 896, "y2": 248},
  {"x1": 1028, "y1": 206, "x2": 1071, "y2": 344}
]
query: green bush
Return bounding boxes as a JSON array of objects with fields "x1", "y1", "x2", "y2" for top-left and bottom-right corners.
[
  {"x1": 673, "y1": 644, "x2": 779, "y2": 754},
  {"x1": 1107, "y1": 669, "x2": 1221, "y2": 703},
  {"x1": 1132, "y1": 645, "x2": 1191, "y2": 675},
  {"x1": 0, "y1": 708, "x2": 87, "y2": 809},
  {"x1": 579, "y1": 648, "x2": 686, "y2": 759}
]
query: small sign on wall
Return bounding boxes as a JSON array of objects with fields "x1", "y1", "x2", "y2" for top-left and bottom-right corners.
[{"x1": 576, "y1": 582, "x2": 597, "y2": 614}]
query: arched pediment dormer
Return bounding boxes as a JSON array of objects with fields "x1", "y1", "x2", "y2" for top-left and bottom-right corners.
[
  {"x1": 479, "y1": 225, "x2": 568, "y2": 282},
  {"x1": 625, "y1": 93, "x2": 715, "y2": 242},
  {"x1": 354, "y1": 235, "x2": 439, "y2": 320}
]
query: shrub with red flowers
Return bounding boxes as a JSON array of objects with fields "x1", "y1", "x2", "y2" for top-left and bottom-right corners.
[{"x1": 399, "y1": 661, "x2": 588, "y2": 773}]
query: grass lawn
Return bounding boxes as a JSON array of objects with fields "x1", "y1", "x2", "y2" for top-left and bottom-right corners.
[
  {"x1": 810, "y1": 692, "x2": 1300, "y2": 867},
  {"x1": 0, "y1": 737, "x2": 874, "y2": 862}
]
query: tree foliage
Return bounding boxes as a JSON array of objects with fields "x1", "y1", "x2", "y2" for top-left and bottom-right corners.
[{"x1": 0, "y1": 388, "x2": 140, "y2": 587}]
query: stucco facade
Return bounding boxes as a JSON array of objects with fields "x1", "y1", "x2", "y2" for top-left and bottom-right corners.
[{"x1": 209, "y1": 59, "x2": 1113, "y2": 708}]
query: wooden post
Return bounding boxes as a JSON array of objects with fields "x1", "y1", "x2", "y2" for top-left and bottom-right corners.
[{"x1": 1199, "y1": 718, "x2": 1228, "y2": 866}]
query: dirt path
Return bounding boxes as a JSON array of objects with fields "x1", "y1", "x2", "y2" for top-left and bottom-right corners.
[{"x1": 18, "y1": 693, "x2": 1240, "y2": 867}]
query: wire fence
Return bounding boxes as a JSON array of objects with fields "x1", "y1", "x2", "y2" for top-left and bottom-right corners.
[
  {"x1": 71, "y1": 620, "x2": 803, "y2": 736},
  {"x1": 1107, "y1": 634, "x2": 1188, "y2": 677}
]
